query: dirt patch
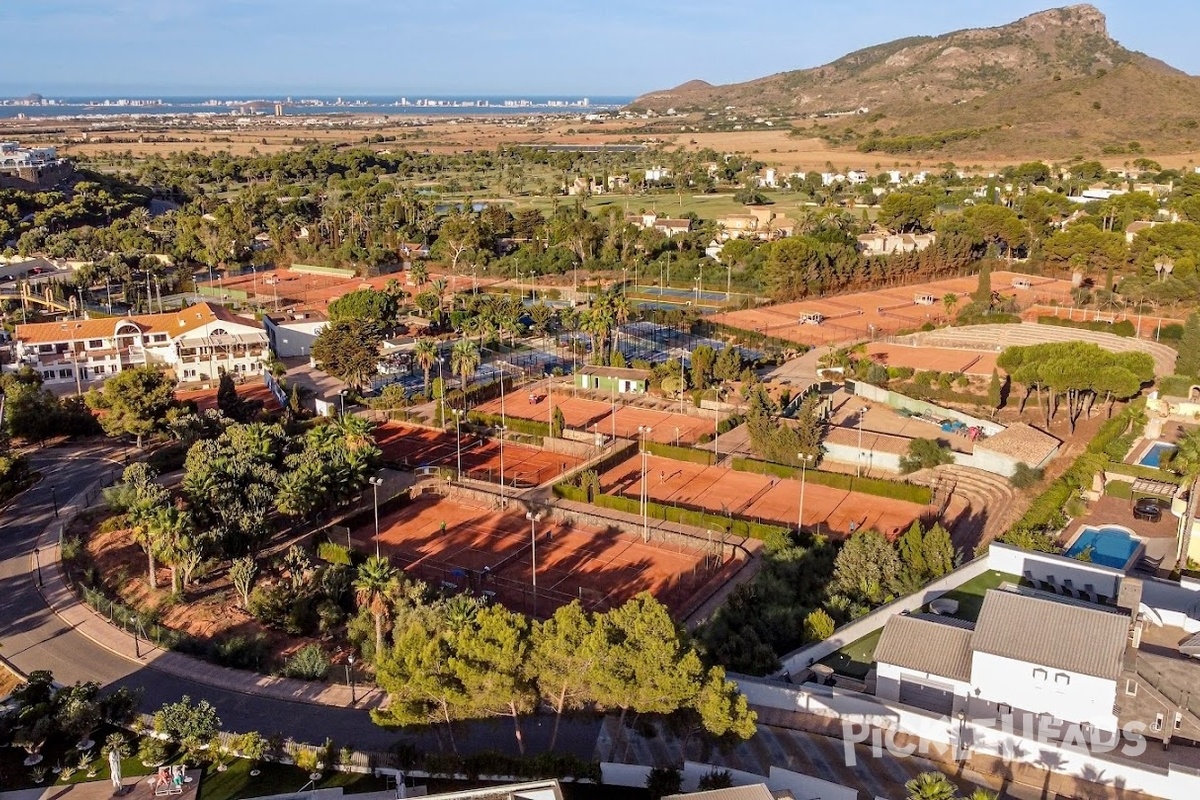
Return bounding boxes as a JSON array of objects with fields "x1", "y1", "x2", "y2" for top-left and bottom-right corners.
[{"x1": 74, "y1": 511, "x2": 326, "y2": 667}]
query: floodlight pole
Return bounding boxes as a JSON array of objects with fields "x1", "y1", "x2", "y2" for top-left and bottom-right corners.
[
  {"x1": 369, "y1": 476, "x2": 384, "y2": 558},
  {"x1": 639, "y1": 426, "x2": 653, "y2": 542}
]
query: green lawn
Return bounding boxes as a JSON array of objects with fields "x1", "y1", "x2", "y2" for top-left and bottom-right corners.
[
  {"x1": 816, "y1": 570, "x2": 1021, "y2": 679},
  {"x1": 924, "y1": 570, "x2": 1021, "y2": 623},
  {"x1": 198, "y1": 758, "x2": 390, "y2": 800},
  {"x1": 817, "y1": 628, "x2": 883, "y2": 680}
]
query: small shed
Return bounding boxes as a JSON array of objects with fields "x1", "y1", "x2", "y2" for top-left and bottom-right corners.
[
  {"x1": 973, "y1": 422, "x2": 1061, "y2": 477},
  {"x1": 1012, "y1": 277, "x2": 1033, "y2": 290},
  {"x1": 798, "y1": 312, "x2": 824, "y2": 325},
  {"x1": 576, "y1": 365, "x2": 650, "y2": 395},
  {"x1": 914, "y1": 292, "x2": 937, "y2": 306}
]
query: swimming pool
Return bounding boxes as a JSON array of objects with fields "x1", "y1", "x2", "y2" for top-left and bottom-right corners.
[
  {"x1": 1139, "y1": 442, "x2": 1177, "y2": 469},
  {"x1": 1065, "y1": 526, "x2": 1143, "y2": 570}
]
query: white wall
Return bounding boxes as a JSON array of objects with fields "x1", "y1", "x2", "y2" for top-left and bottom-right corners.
[
  {"x1": 971, "y1": 652, "x2": 1119, "y2": 732},
  {"x1": 987, "y1": 542, "x2": 1122, "y2": 600},
  {"x1": 267, "y1": 320, "x2": 325, "y2": 358},
  {"x1": 735, "y1": 675, "x2": 1200, "y2": 799},
  {"x1": 775, "y1": 557, "x2": 995, "y2": 676},
  {"x1": 875, "y1": 663, "x2": 971, "y2": 705},
  {"x1": 768, "y1": 767, "x2": 858, "y2": 800}
]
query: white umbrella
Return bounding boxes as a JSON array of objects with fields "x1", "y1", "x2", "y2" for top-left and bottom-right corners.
[{"x1": 109, "y1": 747, "x2": 122, "y2": 794}]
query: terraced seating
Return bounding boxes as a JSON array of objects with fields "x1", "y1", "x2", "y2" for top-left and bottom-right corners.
[{"x1": 895, "y1": 323, "x2": 1177, "y2": 376}]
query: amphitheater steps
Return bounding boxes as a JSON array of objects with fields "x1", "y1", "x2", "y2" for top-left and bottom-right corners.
[
  {"x1": 896, "y1": 323, "x2": 1176, "y2": 377},
  {"x1": 910, "y1": 464, "x2": 1020, "y2": 554}
]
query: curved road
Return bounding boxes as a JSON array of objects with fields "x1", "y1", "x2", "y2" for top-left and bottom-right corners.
[{"x1": 0, "y1": 443, "x2": 599, "y2": 755}]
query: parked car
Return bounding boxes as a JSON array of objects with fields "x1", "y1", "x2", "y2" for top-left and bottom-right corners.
[{"x1": 1134, "y1": 497, "x2": 1163, "y2": 522}]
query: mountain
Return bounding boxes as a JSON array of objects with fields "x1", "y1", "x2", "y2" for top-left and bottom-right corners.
[{"x1": 631, "y1": 5, "x2": 1200, "y2": 158}]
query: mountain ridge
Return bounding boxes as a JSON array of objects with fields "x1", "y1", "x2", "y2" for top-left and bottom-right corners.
[{"x1": 630, "y1": 5, "x2": 1200, "y2": 156}]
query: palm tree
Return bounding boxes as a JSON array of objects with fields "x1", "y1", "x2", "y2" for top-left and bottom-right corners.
[
  {"x1": 610, "y1": 290, "x2": 632, "y2": 357},
  {"x1": 451, "y1": 337, "x2": 481, "y2": 398},
  {"x1": 413, "y1": 339, "x2": 439, "y2": 396},
  {"x1": 904, "y1": 772, "x2": 957, "y2": 800},
  {"x1": 354, "y1": 555, "x2": 400, "y2": 660},
  {"x1": 410, "y1": 262, "x2": 428, "y2": 287},
  {"x1": 1168, "y1": 430, "x2": 1200, "y2": 478}
]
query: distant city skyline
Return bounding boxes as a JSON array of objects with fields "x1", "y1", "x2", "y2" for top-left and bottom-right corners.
[{"x1": 1, "y1": 1, "x2": 1197, "y2": 97}]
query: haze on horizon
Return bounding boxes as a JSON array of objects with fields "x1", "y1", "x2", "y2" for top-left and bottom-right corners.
[{"x1": 1, "y1": 0, "x2": 1198, "y2": 97}]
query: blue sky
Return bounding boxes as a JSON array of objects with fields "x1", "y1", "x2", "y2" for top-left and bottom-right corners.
[{"x1": 0, "y1": 1, "x2": 1196, "y2": 97}]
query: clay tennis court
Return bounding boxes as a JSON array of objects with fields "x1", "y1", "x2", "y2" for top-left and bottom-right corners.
[
  {"x1": 374, "y1": 421, "x2": 583, "y2": 487},
  {"x1": 200, "y1": 266, "x2": 505, "y2": 312},
  {"x1": 1021, "y1": 304, "x2": 1185, "y2": 340},
  {"x1": 711, "y1": 271, "x2": 1079, "y2": 347},
  {"x1": 472, "y1": 393, "x2": 720, "y2": 445},
  {"x1": 864, "y1": 342, "x2": 999, "y2": 375},
  {"x1": 175, "y1": 381, "x2": 283, "y2": 412},
  {"x1": 599, "y1": 453, "x2": 929, "y2": 539},
  {"x1": 353, "y1": 494, "x2": 722, "y2": 617}
]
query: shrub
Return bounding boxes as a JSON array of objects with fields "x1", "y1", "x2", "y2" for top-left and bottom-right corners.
[
  {"x1": 646, "y1": 767, "x2": 683, "y2": 799},
  {"x1": 1008, "y1": 463, "x2": 1043, "y2": 489},
  {"x1": 284, "y1": 644, "x2": 331, "y2": 681},
  {"x1": 138, "y1": 737, "x2": 170, "y2": 766},
  {"x1": 247, "y1": 583, "x2": 293, "y2": 629},
  {"x1": 211, "y1": 634, "x2": 268, "y2": 670},
  {"x1": 697, "y1": 770, "x2": 734, "y2": 791},
  {"x1": 899, "y1": 438, "x2": 954, "y2": 474},
  {"x1": 730, "y1": 456, "x2": 933, "y2": 504},
  {"x1": 317, "y1": 541, "x2": 352, "y2": 565}
]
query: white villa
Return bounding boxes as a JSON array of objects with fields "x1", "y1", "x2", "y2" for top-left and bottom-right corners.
[{"x1": 13, "y1": 302, "x2": 268, "y2": 387}]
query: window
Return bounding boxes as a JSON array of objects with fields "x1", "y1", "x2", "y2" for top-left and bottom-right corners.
[
  {"x1": 1126, "y1": 680, "x2": 1138, "y2": 696},
  {"x1": 58, "y1": 369, "x2": 72, "y2": 379},
  {"x1": 88, "y1": 339, "x2": 103, "y2": 349},
  {"x1": 1032, "y1": 668, "x2": 1048, "y2": 682},
  {"x1": 1152, "y1": 714, "x2": 1164, "y2": 732},
  {"x1": 152, "y1": 334, "x2": 167, "y2": 343},
  {"x1": 1176, "y1": 713, "x2": 1184, "y2": 731},
  {"x1": 1054, "y1": 673, "x2": 1070, "y2": 686},
  {"x1": 38, "y1": 344, "x2": 54, "y2": 353}
]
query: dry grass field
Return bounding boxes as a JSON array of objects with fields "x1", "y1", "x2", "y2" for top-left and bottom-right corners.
[{"x1": 8, "y1": 112, "x2": 1200, "y2": 171}]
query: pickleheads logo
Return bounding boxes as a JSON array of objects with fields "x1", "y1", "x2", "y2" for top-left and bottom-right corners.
[{"x1": 841, "y1": 713, "x2": 1148, "y2": 767}]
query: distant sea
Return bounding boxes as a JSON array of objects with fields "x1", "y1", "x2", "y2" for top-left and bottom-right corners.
[{"x1": 0, "y1": 95, "x2": 635, "y2": 120}]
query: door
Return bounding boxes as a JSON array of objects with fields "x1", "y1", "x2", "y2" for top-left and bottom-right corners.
[{"x1": 899, "y1": 678, "x2": 955, "y2": 715}]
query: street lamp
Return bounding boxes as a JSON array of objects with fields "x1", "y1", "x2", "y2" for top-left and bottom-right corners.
[
  {"x1": 50, "y1": 485, "x2": 58, "y2": 518},
  {"x1": 498, "y1": 424, "x2": 508, "y2": 506},
  {"x1": 32, "y1": 546, "x2": 42, "y2": 587},
  {"x1": 338, "y1": 388, "x2": 349, "y2": 416},
  {"x1": 857, "y1": 407, "x2": 866, "y2": 478},
  {"x1": 368, "y1": 476, "x2": 384, "y2": 558},
  {"x1": 346, "y1": 654, "x2": 357, "y2": 704},
  {"x1": 638, "y1": 425, "x2": 653, "y2": 542},
  {"x1": 796, "y1": 452, "x2": 814, "y2": 533},
  {"x1": 526, "y1": 510, "x2": 544, "y2": 616}
]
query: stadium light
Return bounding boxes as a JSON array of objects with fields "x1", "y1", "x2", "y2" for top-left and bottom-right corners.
[
  {"x1": 526, "y1": 510, "x2": 545, "y2": 616},
  {"x1": 638, "y1": 425, "x2": 653, "y2": 542},
  {"x1": 369, "y1": 476, "x2": 384, "y2": 557}
]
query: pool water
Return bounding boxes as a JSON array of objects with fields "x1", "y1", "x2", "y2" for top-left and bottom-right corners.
[
  {"x1": 1139, "y1": 442, "x2": 1177, "y2": 469},
  {"x1": 1066, "y1": 527, "x2": 1141, "y2": 570}
]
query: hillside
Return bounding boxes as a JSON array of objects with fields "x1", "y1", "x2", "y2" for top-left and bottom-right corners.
[{"x1": 631, "y1": 5, "x2": 1200, "y2": 158}]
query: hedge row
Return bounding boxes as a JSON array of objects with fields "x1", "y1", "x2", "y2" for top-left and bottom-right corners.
[
  {"x1": 1105, "y1": 461, "x2": 1183, "y2": 484},
  {"x1": 1009, "y1": 399, "x2": 1146, "y2": 536},
  {"x1": 642, "y1": 439, "x2": 716, "y2": 466},
  {"x1": 730, "y1": 456, "x2": 933, "y2": 505},
  {"x1": 1036, "y1": 315, "x2": 1136, "y2": 338},
  {"x1": 554, "y1": 483, "x2": 791, "y2": 550},
  {"x1": 466, "y1": 411, "x2": 550, "y2": 439}
]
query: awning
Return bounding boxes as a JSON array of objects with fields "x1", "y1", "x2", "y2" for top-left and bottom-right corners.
[{"x1": 1131, "y1": 478, "x2": 1177, "y2": 499}]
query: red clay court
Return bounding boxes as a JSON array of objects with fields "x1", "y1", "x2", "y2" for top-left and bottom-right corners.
[
  {"x1": 473, "y1": 393, "x2": 719, "y2": 445},
  {"x1": 353, "y1": 494, "x2": 724, "y2": 618},
  {"x1": 600, "y1": 453, "x2": 929, "y2": 538},
  {"x1": 711, "y1": 271, "x2": 1079, "y2": 347},
  {"x1": 200, "y1": 267, "x2": 505, "y2": 313},
  {"x1": 864, "y1": 342, "x2": 999, "y2": 376},
  {"x1": 374, "y1": 421, "x2": 583, "y2": 487}
]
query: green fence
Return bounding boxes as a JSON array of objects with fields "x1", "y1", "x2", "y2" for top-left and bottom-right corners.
[{"x1": 642, "y1": 439, "x2": 716, "y2": 466}]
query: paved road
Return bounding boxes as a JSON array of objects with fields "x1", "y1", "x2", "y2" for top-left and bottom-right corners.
[{"x1": 0, "y1": 442, "x2": 601, "y2": 755}]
